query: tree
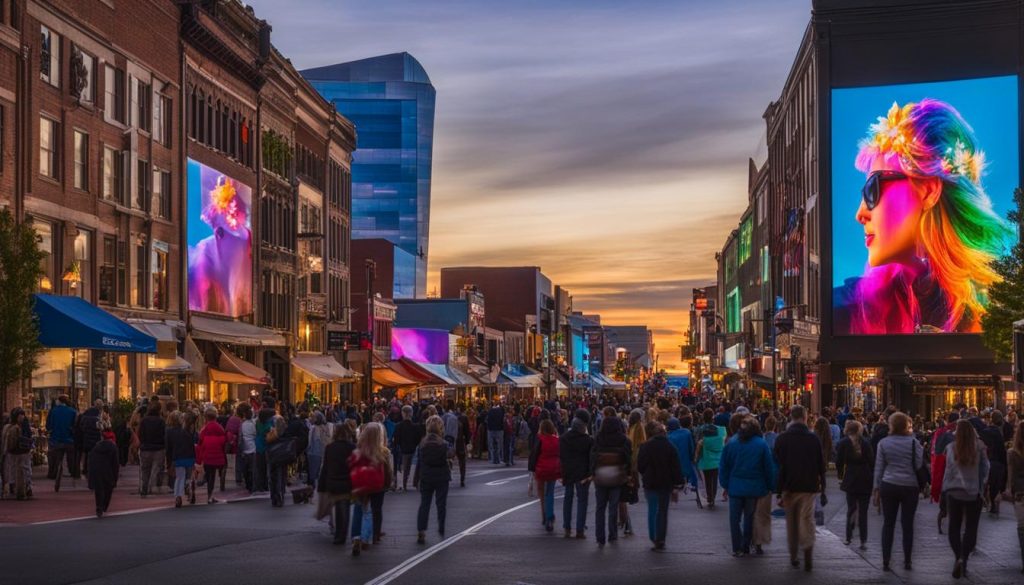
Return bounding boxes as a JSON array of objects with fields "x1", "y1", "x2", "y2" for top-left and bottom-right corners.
[
  {"x1": 981, "y1": 188, "x2": 1024, "y2": 362},
  {"x1": 0, "y1": 208, "x2": 45, "y2": 412}
]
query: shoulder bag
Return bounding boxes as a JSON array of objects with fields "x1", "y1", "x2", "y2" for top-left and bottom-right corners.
[{"x1": 911, "y1": 439, "x2": 928, "y2": 490}]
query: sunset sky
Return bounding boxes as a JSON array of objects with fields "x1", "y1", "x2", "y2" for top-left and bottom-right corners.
[{"x1": 247, "y1": 0, "x2": 812, "y2": 371}]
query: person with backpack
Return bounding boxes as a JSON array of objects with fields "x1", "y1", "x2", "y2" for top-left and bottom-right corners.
[
  {"x1": 349, "y1": 422, "x2": 393, "y2": 556},
  {"x1": 2, "y1": 408, "x2": 33, "y2": 500},
  {"x1": 942, "y1": 419, "x2": 990, "y2": 579},
  {"x1": 638, "y1": 420, "x2": 685, "y2": 551},
  {"x1": 719, "y1": 415, "x2": 775, "y2": 557},
  {"x1": 77, "y1": 400, "x2": 103, "y2": 475},
  {"x1": 529, "y1": 419, "x2": 562, "y2": 532},
  {"x1": 560, "y1": 409, "x2": 594, "y2": 539},
  {"x1": 696, "y1": 408, "x2": 726, "y2": 510},
  {"x1": 591, "y1": 414, "x2": 630, "y2": 546}
]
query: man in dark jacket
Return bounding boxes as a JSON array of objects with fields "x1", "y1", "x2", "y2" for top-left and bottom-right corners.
[
  {"x1": 77, "y1": 401, "x2": 103, "y2": 474},
  {"x1": 318, "y1": 425, "x2": 355, "y2": 544},
  {"x1": 46, "y1": 395, "x2": 79, "y2": 479},
  {"x1": 485, "y1": 403, "x2": 506, "y2": 465},
  {"x1": 137, "y1": 402, "x2": 166, "y2": 496},
  {"x1": 559, "y1": 409, "x2": 594, "y2": 539},
  {"x1": 980, "y1": 410, "x2": 1008, "y2": 514},
  {"x1": 637, "y1": 420, "x2": 685, "y2": 551},
  {"x1": 773, "y1": 405, "x2": 825, "y2": 571},
  {"x1": 394, "y1": 405, "x2": 424, "y2": 490},
  {"x1": 87, "y1": 418, "x2": 120, "y2": 517}
]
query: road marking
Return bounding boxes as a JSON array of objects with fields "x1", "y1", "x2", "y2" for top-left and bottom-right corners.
[
  {"x1": 365, "y1": 498, "x2": 542, "y2": 585},
  {"x1": 30, "y1": 505, "x2": 170, "y2": 525},
  {"x1": 466, "y1": 468, "x2": 525, "y2": 478},
  {"x1": 485, "y1": 473, "x2": 531, "y2": 486}
]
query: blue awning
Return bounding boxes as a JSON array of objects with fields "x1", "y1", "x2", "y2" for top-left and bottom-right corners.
[{"x1": 33, "y1": 294, "x2": 157, "y2": 353}]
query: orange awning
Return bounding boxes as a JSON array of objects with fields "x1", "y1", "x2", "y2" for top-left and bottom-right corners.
[
  {"x1": 209, "y1": 367, "x2": 264, "y2": 384},
  {"x1": 372, "y1": 366, "x2": 419, "y2": 388}
]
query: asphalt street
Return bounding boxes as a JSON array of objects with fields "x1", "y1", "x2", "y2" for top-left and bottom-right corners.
[{"x1": 1, "y1": 458, "x2": 1022, "y2": 585}]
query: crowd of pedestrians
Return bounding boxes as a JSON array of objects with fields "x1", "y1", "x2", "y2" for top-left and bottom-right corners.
[{"x1": 3, "y1": 390, "x2": 1024, "y2": 578}]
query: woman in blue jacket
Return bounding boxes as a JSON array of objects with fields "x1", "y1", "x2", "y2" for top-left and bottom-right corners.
[
  {"x1": 719, "y1": 415, "x2": 776, "y2": 556},
  {"x1": 666, "y1": 417, "x2": 698, "y2": 492}
]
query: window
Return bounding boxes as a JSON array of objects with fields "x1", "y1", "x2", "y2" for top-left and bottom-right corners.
[
  {"x1": 134, "y1": 79, "x2": 151, "y2": 132},
  {"x1": 74, "y1": 230, "x2": 92, "y2": 302},
  {"x1": 104, "y1": 64, "x2": 125, "y2": 124},
  {"x1": 739, "y1": 217, "x2": 752, "y2": 264},
  {"x1": 133, "y1": 241, "x2": 146, "y2": 306},
  {"x1": 152, "y1": 169, "x2": 170, "y2": 219},
  {"x1": 34, "y1": 219, "x2": 55, "y2": 292},
  {"x1": 39, "y1": 117, "x2": 59, "y2": 179},
  {"x1": 73, "y1": 131, "x2": 88, "y2": 190},
  {"x1": 153, "y1": 95, "x2": 170, "y2": 146},
  {"x1": 135, "y1": 159, "x2": 149, "y2": 210},
  {"x1": 40, "y1": 26, "x2": 60, "y2": 87},
  {"x1": 151, "y1": 242, "x2": 168, "y2": 311},
  {"x1": 100, "y1": 236, "x2": 115, "y2": 303},
  {"x1": 186, "y1": 83, "x2": 252, "y2": 167},
  {"x1": 726, "y1": 288, "x2": 741, "y2": 333},
  {"x1": 0, "y1": 104, "x2": 5, "y2": 172},
  {"x1": 116, "y1": 240, "x2": 127, "y2": 304},
  {"x1": 761, "y1": 245, "x2": 770, "y2": 284},
  {"x1": 102, "y1": 146, "x2": 123, "y2": 203},
  {"x1": 724, "y1": 243, "x2": 737, "y2": 283},
  {"x1": 72, "y1": 45, "x2": 95, "y2": 103}
]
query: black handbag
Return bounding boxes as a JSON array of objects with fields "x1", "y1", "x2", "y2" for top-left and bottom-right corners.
[
  {"x1": 911, "y1": 440, "x2": 929, "y2": 490},
  {"x1": 267, "y1": 437, "x2": 297, "y2": 466}
]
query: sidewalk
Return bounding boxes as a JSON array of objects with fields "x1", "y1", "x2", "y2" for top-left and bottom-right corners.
[{"x1": 0, "y1": 460, "x2": 263, "y2": 525}]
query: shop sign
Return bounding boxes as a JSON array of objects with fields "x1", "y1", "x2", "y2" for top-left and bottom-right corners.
[
  {"x1": 947, "y1": 376, "x2": 995, "y2": 387},
  {"x1": 157, "y1": 340, "x2": 177, "y2": 359},
  {"x1": 327, "y1": 330, "x2": 360, "y2": 351}
]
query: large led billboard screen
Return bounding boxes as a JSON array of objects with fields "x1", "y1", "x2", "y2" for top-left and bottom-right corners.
[
  {"x1": 831, "y1": 76, "x2": 1018, "y2": 335},
  {"x1": 187, "y1": 159, "x2": 253, "y2": 317}
]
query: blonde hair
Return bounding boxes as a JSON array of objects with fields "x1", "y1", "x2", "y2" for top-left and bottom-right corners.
[
  {"x1": 356, "y1": 422, "x2": 391, "y2": 467},
  {"x1": 426, "y1": 415, "x2": 444, "y2": 436}
]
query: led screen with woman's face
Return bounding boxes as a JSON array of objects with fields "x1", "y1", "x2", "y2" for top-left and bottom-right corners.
[
  {"x1": 831, "y1": 76, "x2": 1019, "y2": 335},
  {"x1": 186, "y1": 159, "x2": 253, "y2": 317}
]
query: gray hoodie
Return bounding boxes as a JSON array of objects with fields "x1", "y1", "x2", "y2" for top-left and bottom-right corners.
[{"x1": 941, "y1": 439, "x2": 990, "y2": 501}]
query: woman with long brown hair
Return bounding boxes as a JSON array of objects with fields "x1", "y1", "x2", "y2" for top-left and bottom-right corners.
[
  {"x1": 813, "y1": 417, "x2": 834, "y2": 526},
  {"x1": 941, "y1": 419, "x2": 990, "y2": 579},
  {"x1": 528, "y1": 418, "x2": 562, "y2": 532},
  {"x1": 349, "y1": 422, "x2": 393, "y2": 556},
  {"x1": 836, "y1": 420, "x2": 873, "y2": 549},
  {"x1": 622, "y1": 409, "x2": 647, "y2": 534},
  {"x1": 1004, "y1": 420, "x2": 1024, "y2": 574}
]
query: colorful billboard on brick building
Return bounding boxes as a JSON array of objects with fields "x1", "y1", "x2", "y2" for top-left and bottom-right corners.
[
  {"x1": 832, "y1": 76, "x2": 1018, "y2": 335},
  {"x1": 186, "y1": 159, "x2": 253, "y2": 317}
]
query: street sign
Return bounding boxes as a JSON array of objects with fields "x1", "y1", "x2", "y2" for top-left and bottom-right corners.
[{"x1": 327, "y1": 330, "x2": 360, "y2": 351}]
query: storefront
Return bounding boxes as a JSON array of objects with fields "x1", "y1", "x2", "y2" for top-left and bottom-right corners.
[
  {"x1": 292, "y1": 353, "x2": 360, "y2": 406},
  {"x1": 189, "y1": 315, "x2": 285, "y2": 405},
  {"x1": 30, "y1": 294, "x2": 156, "y2": 423},
  {"x1": 128, "y1": 319, "x2": 192, "y2": 401}
]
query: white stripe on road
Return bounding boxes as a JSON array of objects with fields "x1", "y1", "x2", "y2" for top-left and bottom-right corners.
[
  {"x1": 365, "y1": 497, "x2": 549, "y2": 585},
  {"x1": 30, "y1": 505, "x2": 170, "y2": 525},
  {"x1": 485, "y1": 474, "x2": 531, "y2": 486},
  {"x1": 466, "y1": 467, "x2": 525, "y2": 478}
]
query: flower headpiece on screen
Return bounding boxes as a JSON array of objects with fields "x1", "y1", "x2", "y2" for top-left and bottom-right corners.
[
  {"x1": 863, "y1": 100, "x2": 985, "y2": 184},
  {"x1": 201, "y1": 175, "x2": 248, "y2": 236}
]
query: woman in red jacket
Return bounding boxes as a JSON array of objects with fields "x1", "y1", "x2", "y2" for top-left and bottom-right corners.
[
  {"x1": 196, "y1": 406, "x2": 228, "y2": 504},
  {"x1": 529, "y1": 419, "x2": 562, "y2": 532}
]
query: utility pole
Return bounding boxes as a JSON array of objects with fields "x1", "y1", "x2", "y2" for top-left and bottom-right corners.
[{"x1": 364, "y1": 259, "x2": 376, "y2": 402}]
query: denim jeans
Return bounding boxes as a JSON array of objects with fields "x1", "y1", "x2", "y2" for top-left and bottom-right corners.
[
  {"x1": 417, "y1": 480, "x2": 449, "y2": 533},
  {"x1": 333, "y1": 499, "x2": 351, "y2": 543},
  {"x1": 845, "y1": 492, "x2": 870, "y2": 543},
  {"x1": 594, "y1": 486, "x2": 621, "y2": 543},
  {"x1": 173, "y1": 465, "x2": 189, "y2": 497},
  {"x1": 563, "y1": 481, "x2": 590, "y2": 533},
  {"x1": 542, "y1": 480, "x2": 556, "y2": 523},
  {"x1": 505, "y1": 436, "x2": 516, "y2": 465},
  {"x1": 138, "y1": 450, "x2": 164, "y2": 495},
  {"x1": 307, "y1": 454, "x2": 323, "y2": 487},
  {"x1": 488, "y1": 431, "x2": 504, "y2": 464},
  {"x1": 645, "y1": 488, "x2": 671, "y2": 543},
  {"x1": 239, "y1": 453, "x2": 255, "y2": 492},
  {"x1": 234, "y1": 450, "x2": 243, "y2": 484},
  {"x1": 351, "y1": 492, "x2": 385, "y2": 541},
  {"x1": 728, "y1": 495, "x2": 758, "y2": 553}
]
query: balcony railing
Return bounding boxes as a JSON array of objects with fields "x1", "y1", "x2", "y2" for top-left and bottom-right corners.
[{"x1": 299, "y1": 293, "x2": 327, "y2": 318}]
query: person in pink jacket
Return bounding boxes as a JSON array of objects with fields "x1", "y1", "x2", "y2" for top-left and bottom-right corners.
[{"x1": 196, "y1": 406, "x2": 228, "y2": 504}]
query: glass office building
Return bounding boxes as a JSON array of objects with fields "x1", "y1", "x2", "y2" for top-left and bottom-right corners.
[{"x1": 302, "y1": 53, "x2": 435, "y2": 298}]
